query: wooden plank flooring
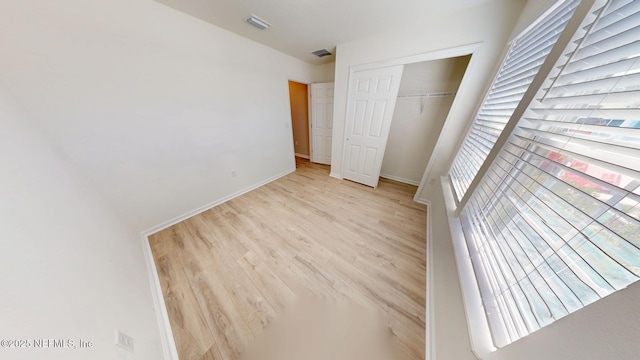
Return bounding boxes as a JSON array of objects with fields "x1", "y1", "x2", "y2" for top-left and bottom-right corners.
[{"x1": 149, "y1": 158, "x2": 427, "y2": 360}]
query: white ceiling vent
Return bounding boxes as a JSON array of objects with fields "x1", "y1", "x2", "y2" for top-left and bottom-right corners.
[
  {"x1": 311, "y1": 49, "x2": 333, "y2": 58},
  {"x1": 245, "y1": 14, "x2": 271, "y2": 30}
]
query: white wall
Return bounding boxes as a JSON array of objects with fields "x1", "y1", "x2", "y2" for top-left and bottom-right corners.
[
  {"x1": 0, "y1": 85, "x2": 162, "y2": 359},
  {"x1": 329, "y1": 0, "x2": 526, "y2": 181},
  {"x1": 510, "y1": 0, "x2": 558, "y2": 41},
  {"x1": 381, "y1": 57, "x2": 469, "y2": 185},
  {"x1": 314, "y1": 62, "x2": 337, "y2": 83},
  {"x1": 0, "y1": 0, "x2": 328, "y2": 232},
  {"x1": 422, "y1": 0, "x2": 640, "y2": 359}
]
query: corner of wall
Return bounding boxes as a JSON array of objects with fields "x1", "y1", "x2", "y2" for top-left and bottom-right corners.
[
  {"x1": 313, "y1": 61, "x2": 336, "y2": 83},
  {"x1": 140, "y1": 233, "x2": 179, "y2": 360}
]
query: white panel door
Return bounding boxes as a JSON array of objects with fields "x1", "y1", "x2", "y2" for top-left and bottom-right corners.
[
  {"x1": 343, "y1": 65, "x2": 404, "y2": 187},
  {"x1": 310, "y1": 82, "x2": 334, "y2": 165}
]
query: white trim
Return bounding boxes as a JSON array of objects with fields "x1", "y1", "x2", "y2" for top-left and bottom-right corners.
[
  {"x1": 350, "y1": 43, "x2": 484, "y2": 73},
  {"x1": 329, "y1": 172, "x2": 343, "y2": 179},
  {"x1": 424, "y1": 200, "x2": 436, "y2": 360},
  {"x1": 508, "y1": 0, "x2": 567, "y2": 43},
  {"x1": 286, "y1": 77, "x2": 312, "y2": 86},
  {"x1": 414, "y1": 197, "x2": 429, "y2": 206},
  {"x1": 441, "y1": 177, "x2": 495, "y2": 359},
  {"x1": 287, "y1": 78, "x2": 312, "y2": 166},
  {"x1": 285, "y1": 79, "x2": 297, "y2": 171},
  {"x1": 413, "y1": 42, "x2": 484, "y2": 203},
  {"x1": 141, "y1": 233, "x2": 179, "y2": 360},
  {"x1": 294, "y1": 153, "x2": 310, "y2": 159},
  {"x1": 379, "y1": 173, "x2": 420, "y2": 186},
  {"x1": 142, "y1": 168, "x2": 295, "y2": 235},
  {"x1": 339, "y1": 70, "x2": 355, "y2": 179},
  {"x1": 308, "y1": 84, "x2": 313, "y2": 162}
]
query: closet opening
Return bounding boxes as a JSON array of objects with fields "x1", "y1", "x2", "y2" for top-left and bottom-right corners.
[{"x1": 380, "y1": 55, "x2": 471, "y2": 187}]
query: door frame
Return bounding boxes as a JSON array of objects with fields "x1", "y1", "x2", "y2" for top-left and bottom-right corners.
[
  {"x1": 286, "y1": 78, "x2": 312, "y2": 163},
  {"x1": 286, "y1": 79, "x2": 336, "y2": 165}
]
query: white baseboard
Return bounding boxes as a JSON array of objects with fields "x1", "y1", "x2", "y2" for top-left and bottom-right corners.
[
  {"x1": 141, "y1": 234, "x2": 179, "y2": 360},
  {"x1": 294, "y1": 153, "x2": 310, "y2": 159},
  {"x1": 329, "y1": 172, "x2": 342, "y2": 179},
  {"x1": 415, "y1": 197, "x2": 429, "y2": 205},
  {"x1": 380, "y1": 173, "x2": 420, "y2": 186},
  {"x1": 142, "y1": 168, "x2": 295, "y2": 236},
  {"x1": 140, "y1": 168, "x2": 295, "y2": 360},
  {"x1": 425, "y1": 200, "x2": 436, "y2": 360}
]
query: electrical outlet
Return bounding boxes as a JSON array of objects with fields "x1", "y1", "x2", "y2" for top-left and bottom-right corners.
[
  {"x1": 231, "y1": 170, "x2": 237, "y2": 178},
  {"x1": 116, "y1": 331, "x2": 134, "y2": 352}
]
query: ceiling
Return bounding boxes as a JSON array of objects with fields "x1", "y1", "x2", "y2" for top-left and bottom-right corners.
[{"x1": 154, "y1": 0, "x2": 497, "y2": 65}]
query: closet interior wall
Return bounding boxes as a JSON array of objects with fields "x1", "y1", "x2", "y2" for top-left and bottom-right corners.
[{"x1": 380, "y1": 56, "x2": 471, "y2": 186}]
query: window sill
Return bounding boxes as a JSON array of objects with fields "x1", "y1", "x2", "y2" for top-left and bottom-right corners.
[{"x1": 440, "y1": 176, "x2": 496, "y2": 359}]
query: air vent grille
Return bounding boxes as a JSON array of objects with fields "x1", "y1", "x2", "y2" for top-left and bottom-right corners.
[
  {"x1": 245, "y1": 15, "x2": 271, "y2": 30},
  {"x1": 311, "y1": 49, "x2": 333, "y2": 58}
]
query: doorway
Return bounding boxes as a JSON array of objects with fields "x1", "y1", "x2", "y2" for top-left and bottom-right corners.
[
  {"x1": 288, "y1": 81, "x2": 310, "y2": 162},
  {"x1": 288, "y1": 80, "x2": 335, "y2": 167}
]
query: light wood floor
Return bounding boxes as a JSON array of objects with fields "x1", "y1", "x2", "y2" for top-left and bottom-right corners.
[{"x1": 149, "y1": 158, "x2": 427, "y2": 360}]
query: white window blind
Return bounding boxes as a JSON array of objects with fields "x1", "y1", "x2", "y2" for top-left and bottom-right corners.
[
  {"x1": 449, "y1": 0, "x2": 581, "y2": 202},
  {"x1": 456, "y1": 0, "x2": 640, "y2": 347}
]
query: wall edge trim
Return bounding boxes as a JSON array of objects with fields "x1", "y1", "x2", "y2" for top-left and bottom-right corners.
[
  {"x1": 425, "y1": 199, "x2": 436, "y2": 360},
  {"x1": 380, "y1": 172, "x2": 420, "y2": 186}
]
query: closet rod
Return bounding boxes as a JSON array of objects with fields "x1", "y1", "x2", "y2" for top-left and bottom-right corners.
[{"x1": 397, "y1": 92, "x2": 456, "y2": 98}]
